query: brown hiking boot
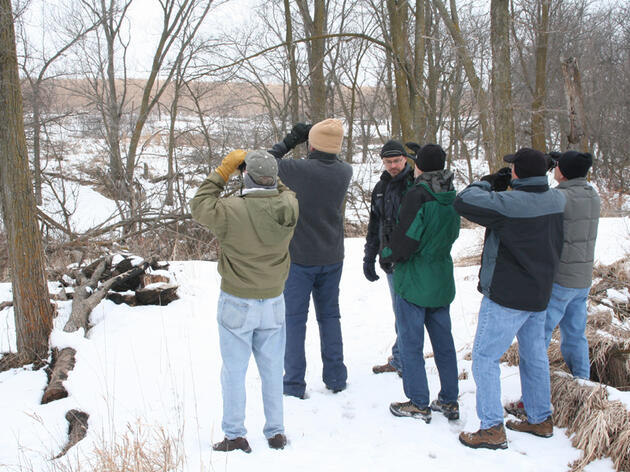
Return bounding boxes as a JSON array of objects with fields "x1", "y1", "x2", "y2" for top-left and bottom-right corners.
[
  {"x1": 389, "y1": 401, "x2": 432, "y2": 423},
  {"x1": 267, "y1": 433, "x2": 287, "y2": 450},
  {"x1": 212, "y1": 436, "x2": 252, "y2": 453},
  {"x1": 372, "y1": 361, "x2": 399, "y2": 374},
  {"x1": 459, "y1": 424, "x2": 508, "y2": 450},
  {"x1": 506, "y1": 416, "x2": 553, "y2": 438}
]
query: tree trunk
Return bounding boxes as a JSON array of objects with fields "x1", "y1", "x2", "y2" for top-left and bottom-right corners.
[
  {"x1": 284, "y1": 0, "x2": 300, "y2": 122},
  {"x1": 0, "y1": 0, "x2": 54, "y2": 363},
  {"x1": 490, "y1": 0, "x2": 515, "y2": 170},
  {"x1": 434, "y1": 0, "x2": 494, "y2": 163},
  {"x1": 531, "y1": 0, "x2": 550, "y2": 151},
  {"x1": 412, "y1": 0, "x2": 427, "y2": 142},
  {"x1": 561, "y1": 57, "x2": 589, "y2": 152},
  {"x1": 386, "y1": 0, "x2": 413, "y2": 143},
  {"x1": 297, "y1": 0, "x2": 327, "y2": 122}
]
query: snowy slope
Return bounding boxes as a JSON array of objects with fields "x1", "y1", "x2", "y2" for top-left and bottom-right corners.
[{"x1": 1, "y1": 220, "x2": 628, "y2": 471}]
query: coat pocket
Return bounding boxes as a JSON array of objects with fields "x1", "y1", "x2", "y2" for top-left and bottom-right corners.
[{"x1": 218, "y1": 295, "x2": 249, "y2": 329}]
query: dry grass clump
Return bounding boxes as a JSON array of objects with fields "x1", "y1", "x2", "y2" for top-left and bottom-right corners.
[
  {"x1": 88, "y1": 422, "x2": 184, "y2": 472},
  {"x1": 550, "y1": 373, "x2": 630, "y2": 471}
]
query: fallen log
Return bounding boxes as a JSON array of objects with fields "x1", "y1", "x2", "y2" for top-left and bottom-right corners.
[
  {"x1": 54, "y1": 410, "x2": 90, "y2": 459},
  {"x1": 42, "y1": 347, "x2": 76, "y2": 404}
]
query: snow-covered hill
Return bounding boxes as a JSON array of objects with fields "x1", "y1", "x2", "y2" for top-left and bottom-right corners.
[{"x1": 1, "y1": 218, "x2": 629, "y2": 471}]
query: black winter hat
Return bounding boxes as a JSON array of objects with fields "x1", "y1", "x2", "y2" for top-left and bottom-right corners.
[
  {"x1": 558, "y1": 150, "x2": 593, "y2": 180},
  {"x1": 503, "y1": 147, "x2": 547, "y2": 178},
  {"x1": 416, "y1": 144, "x2": 446, "y2": 172},
  {"x1": 380, "y1": 140, "x2": 407, "y2": 158}
]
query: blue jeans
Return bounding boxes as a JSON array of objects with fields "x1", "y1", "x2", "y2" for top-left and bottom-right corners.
[
  {"x1": 545, "y1": 283, "x2": 590, "y2": 379},
  {"x1": 472, "y1": 296, "x2": 552, "y2": 429},
  {"x1": 386, "y1": 273, "x2": 402, "y2": 371},
  {"x1": 283, "y1": 262, "x2": 347, "y2": 397},
  {"x1": 217, "y1": 290, "x2": 285, "y2": 439},
  {"x1": 394, "y1": 294, "x2": 458, "y2": 408}
]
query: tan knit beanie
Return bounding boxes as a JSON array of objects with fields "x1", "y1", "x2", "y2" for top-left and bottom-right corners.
[{"x1": 308, "y1": 118, "x2": 344, "y2": 154}]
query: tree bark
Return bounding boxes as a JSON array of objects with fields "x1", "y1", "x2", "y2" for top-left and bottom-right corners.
[
  {"x1": 284, "y1": 0, "x2": 300, "y2": 122},
  {"x1": 386, "y1": 0, "x2": 413, "y2": 142},
  {"x1": 531, "y1": 0, "x2": 550, "y2": 151},
  {"x1": 561, "y1": 57, "x2": 589, "y2": 152},
  {"x1": 0, "y1": 0, "x2": 54, "y2": 363},
  {"x1": 490, "y1": 0, "x2": 515, "y2": 169}
]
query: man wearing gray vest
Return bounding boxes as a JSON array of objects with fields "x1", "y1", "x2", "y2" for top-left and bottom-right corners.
[{"x1": 545, "y1": 150, "x2": 599, "y2": 377}]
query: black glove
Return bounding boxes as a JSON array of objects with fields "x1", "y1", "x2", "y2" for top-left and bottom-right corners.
[
  {"x1": 546, "y1": 151, "x2": 561, "y2": 171},
  {"x1": 283, "y1": 123, "x2": 312, "y2": 150},
  {"x1": 363, "y1": 260, "x2": 379, "y2": 282},
  {"x1": 405, "y1": 142, "x2": 421, "y2": 158},
  {"x1": 379, "y1": 261, "x2": 394, "y2": 274},
  {"x1": 481, "y1": 167, "x2": 512, "y2": 192}
]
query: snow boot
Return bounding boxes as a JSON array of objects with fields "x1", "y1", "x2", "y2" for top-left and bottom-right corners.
[{"x1": 504, "y1": 400, "x2": 526, "y2": 418}]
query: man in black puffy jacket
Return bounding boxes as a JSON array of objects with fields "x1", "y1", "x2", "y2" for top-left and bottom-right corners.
[{"x1": 363, "y1": 140, "x2": 415, "y2": 375}]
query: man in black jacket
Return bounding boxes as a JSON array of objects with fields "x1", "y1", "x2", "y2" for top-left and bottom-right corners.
[
  {"x1": 454, "y1": 148, "x2": 566, "y2": 450},
  {"x1": 363, "y1": 140, "x2": 414, "y2": 375},
  {"x1": 268, "y1": 119, "x2": 353, "y2": 399}
]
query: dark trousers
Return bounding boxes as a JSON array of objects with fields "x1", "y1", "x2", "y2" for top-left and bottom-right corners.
[
  {"x1": 395, "y1": 294, "x2": 459, "y2": 408},
  {"x1": 283, "y1": 262, "x2": 347, "y2": 397}
]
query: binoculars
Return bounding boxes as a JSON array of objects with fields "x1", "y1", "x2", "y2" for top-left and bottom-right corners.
[{"x1": 546, "y1": 152, "x2": 561, "y2": 171}]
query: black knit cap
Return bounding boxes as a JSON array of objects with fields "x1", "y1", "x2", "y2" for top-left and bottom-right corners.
[
  {"x1": 380, "y1": 140, "x2": 407, "y2": 158},
  {"x1": 503, "y1": 147, "x2": 547, "y2": 178},
  {"x1": 558, "y1": 150, "x2": 593, "y2": 179},
  {"x1": 416, "y1": 144, "x2": 446, "y2": 172}
]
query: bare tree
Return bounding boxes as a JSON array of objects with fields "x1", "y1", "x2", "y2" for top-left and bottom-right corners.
[
  {"x1": 0, "y1": 0, "x2": 54, "y2": 364},
  {"x1": 490, "y1": 0, "x2": 515, "y2": 166}
]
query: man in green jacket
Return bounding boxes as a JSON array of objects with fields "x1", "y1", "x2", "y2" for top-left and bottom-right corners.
[
  {"x1": 190, "y1": 149, "x2": 299, "y2": 453},
  {"x1": 381, "y1": 144, "x2": 460, "y2": 424}
]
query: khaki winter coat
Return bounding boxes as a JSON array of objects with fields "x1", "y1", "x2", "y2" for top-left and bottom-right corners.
[
  {"x1": 190, "y1": 172, "x2": 299, "y2": 299},
  {"x1": 554, "y1": 178, "x2": 600, "y2": 289}
]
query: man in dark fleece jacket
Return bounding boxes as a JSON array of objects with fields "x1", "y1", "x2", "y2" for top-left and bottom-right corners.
[
  {"x1": 455, "y1": 148, "x2": 566, "y2": 450},
  {"x1": 268, "y1": 119, "x2": 353, "y2": 399},
  {"x1": 364, "y1": 140, "x2": 414, "y2": 375}
]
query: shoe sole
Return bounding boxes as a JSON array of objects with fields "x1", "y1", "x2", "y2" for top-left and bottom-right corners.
[
  {"x1": 505, "y1": 424, "x2": 552, "y2": 438},
  {"x1": 458, "y1": 436, "x2": 507, "y2": 450},
  {"x1": 389, "y1": 405, "x2": 432, "y2": 423}
]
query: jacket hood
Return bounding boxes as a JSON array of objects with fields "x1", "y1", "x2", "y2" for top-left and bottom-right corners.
[
  {"x1": 511, "y1": 175, "x2": 549, "y2": 191},
  {"x1": 415, "y1": 169, "x2": 455, "y2": 195},
  {"x1": 244, "y1": 192, "x2": 298, "y2": 245}
]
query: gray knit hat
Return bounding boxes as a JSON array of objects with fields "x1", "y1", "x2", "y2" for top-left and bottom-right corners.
[{"x1": 244, "y1": 150, "x2": 278, "y2": 185}]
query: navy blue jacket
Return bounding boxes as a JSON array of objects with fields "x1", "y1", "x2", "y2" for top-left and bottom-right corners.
[
  {"x1": 364, "y1": 164, "x2": 414, "y2": 269},
  {"x1": 268, "y1": 141, "x2": 353, "y2": 266},
  {"x1": 453, "y1": 176, "x2": 566, "y2": 312}
]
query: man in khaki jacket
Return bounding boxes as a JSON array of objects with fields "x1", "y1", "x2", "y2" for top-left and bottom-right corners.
[{"x1": 191, "y1": 149, "x2": 299, "y2": 453}]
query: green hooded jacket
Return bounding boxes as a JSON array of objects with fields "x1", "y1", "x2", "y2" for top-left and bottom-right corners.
[
  {"x1": 381, "y1": 170, "x2": 460, "y2": 307},
  {"x1": 190, "y1": 171, "x2": 299, "y2": 299}
]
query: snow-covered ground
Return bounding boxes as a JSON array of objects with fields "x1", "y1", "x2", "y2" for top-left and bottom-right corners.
[{"x1": 1, "y1": 218, "x2": 628, "y2": 472}]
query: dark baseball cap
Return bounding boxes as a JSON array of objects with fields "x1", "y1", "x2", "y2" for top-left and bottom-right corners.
[{"x1": 503, "y1": 148, "x2": 547, "y2": 178}]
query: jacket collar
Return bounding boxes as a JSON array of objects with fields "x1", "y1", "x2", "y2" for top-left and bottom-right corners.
[
  {"x1": 511, "y1": 175, "x2": 549, "y2": 192},
  {"x1": 308, "y1": 149, "x2": 339, "y2": 161},
  {"x1": 558, "y1": 177, "x2": 589, "y2": 188}
]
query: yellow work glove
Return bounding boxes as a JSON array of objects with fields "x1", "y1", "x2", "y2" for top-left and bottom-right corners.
[{"x1": 215, "y1": 149, "x2": 247, "y2": 182}]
